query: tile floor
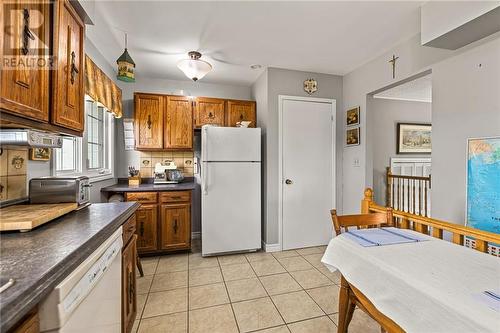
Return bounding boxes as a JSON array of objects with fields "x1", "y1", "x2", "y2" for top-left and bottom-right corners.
[{"x1": 133, "y1": 241, "x2": 380, "y2": 333}]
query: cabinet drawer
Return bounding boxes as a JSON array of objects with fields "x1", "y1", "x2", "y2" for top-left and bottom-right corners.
[
  {"x1": 160, "y1": 191, "x2": 191, "y2": 203},
  {"x1": 126, "y1": 192, "x2": 157, "y2": 203},
  {"x1": 122, "y1": 214, "x2": 136, "y2": 245}
]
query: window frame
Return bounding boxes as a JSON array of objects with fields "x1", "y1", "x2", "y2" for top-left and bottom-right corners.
[{"x1": 53, "y1": 96, "x2": 115, "y2": 182}]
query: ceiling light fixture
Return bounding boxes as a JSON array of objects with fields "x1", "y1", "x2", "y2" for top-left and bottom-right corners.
[{"x1": 177, "y1": 51, "x2": 212, "y2": 82}]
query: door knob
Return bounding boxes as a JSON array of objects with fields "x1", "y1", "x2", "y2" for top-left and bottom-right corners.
[{"x1": 285, "y1": 179, "x2": 293, "y2": 185}]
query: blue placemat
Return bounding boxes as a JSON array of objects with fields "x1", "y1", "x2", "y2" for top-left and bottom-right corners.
[{"x1": 344, "y1": 227, "x2": 429, "y2": 247}]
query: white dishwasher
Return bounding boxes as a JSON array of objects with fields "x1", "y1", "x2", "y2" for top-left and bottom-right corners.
[{"x1": 39, "y1": 227, "x2": 123, "y2": 333}]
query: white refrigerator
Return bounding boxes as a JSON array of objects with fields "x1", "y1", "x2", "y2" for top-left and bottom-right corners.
[{"x1": 201, "y1": 125, "x2": 261, "y2": 256}]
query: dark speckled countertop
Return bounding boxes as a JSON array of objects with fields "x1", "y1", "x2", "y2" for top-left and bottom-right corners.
[
  {"x1": 0, "y1": 202, "x2": 140, "y2": 333},
  {"x1": 101, "y1": 177, "x2": 197, "y2": 193}
]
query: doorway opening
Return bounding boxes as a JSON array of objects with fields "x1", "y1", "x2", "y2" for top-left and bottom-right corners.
[
  {"x1": 278, "y1": 95, "x2": 336, "y2": 250},
  {"x1": 367, "y1": 71, "x2": 432, "y2": 216}
]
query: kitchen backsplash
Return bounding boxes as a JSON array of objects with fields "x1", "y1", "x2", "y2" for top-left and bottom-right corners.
[
  {"x1": 0, "y1": 148, "x2": 28, "y2": 202},
  {"x1": 139, "y1": 151, "x2": 195, "y2": 178}
]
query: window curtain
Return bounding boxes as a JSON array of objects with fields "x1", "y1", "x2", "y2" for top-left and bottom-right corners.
[{"x1": 84, "y1": 55, "x2": 123, "y2": 118}]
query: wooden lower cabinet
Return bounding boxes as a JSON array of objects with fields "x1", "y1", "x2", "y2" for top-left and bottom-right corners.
[
  {"x1": 122, "y1": 234, "x2": 137, "y2": 333},
  {"x1": 11, "y1": 311, "x2": 39, "y2": 333},
  {"x1": 126, "y1": 190, "x2": 192, "y2": 254},
  {"x1": 160, "y1": 203, "x2": 191, "y2": 250},
  {"x1": 135, "y1": 204, "x2": 158, "y2": 252}
]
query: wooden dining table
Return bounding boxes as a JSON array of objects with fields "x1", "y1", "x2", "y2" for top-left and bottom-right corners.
[{"x1": 321, "y1": 229, "x2": 500, "y2": 333}]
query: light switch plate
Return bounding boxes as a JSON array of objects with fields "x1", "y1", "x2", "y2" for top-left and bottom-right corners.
[{"x1": 353, "y1": 158, "x2": 360, "y2": 167}]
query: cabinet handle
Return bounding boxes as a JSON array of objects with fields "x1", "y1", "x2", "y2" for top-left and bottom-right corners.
[
  {"x1": 21, "y1": 8, "x2": 35, "y2": 55},
  {"x1": 147, "y1": 115, "x2": 152, "y2": 129},
  {"x1": 70, "y1": 51, "x2": 79, "y2": 84},
  {"x1": 170, "y1": 196, "x2": 182, "y2": 199},
  {"x1": 208, "y1": 112, "x2": 214, "y2": 119},
  {"x1": 173, "y1": 219, "x2": 178, "y2": 234},
  {"x1": 239, "y1": 114, "x2": 244, "y2": 120},
  {"x1": 136, "y1": 197, "x2": 149, "y2": 201},
  {"x1": 140, "y1": 222, "x2": 144, "y2": 237}
]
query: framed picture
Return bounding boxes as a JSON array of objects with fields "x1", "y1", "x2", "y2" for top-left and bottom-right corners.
[
  {"x1": 30, "y1": 148, "x2": 51, "y2": 161},
  {"x1": 397, "y1": 123, "x2": 431, "y2": 154},
  {"x1": 346, "y1": 127, "x2": 360, "y2": 147},
  {"x1": 466, "y1": 136, "x2": 500, "y2": 235},
  {"x1": 346, "y1": 106, "x2": 360, "y2": 126}
]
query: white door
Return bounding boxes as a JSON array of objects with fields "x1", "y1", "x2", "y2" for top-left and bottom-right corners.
[
  {"x1": 281, "y1": 97, "x2": 335, "y2": 250},
  {"x1": 202, "y1": 162, "x2": 261, "y2": 256}
]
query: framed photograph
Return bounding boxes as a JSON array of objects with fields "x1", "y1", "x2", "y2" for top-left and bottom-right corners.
[
  {"x1": 397, "y1": 123, "x2": 431, "y2": 154},
  {"x1": 30, "y1": 148, "x2": 51, "y2": 161},
  {"x1": 346, "y1": 106, "x2": 360, "y2": 126},
  {"x1": 346, "y1": 127, "x2": 360, "y2": 147}
]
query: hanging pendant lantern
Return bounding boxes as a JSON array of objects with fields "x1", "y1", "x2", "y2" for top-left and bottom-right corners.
[{"x1": 116, "y1": 33, "x2": 135, "y2": 82}]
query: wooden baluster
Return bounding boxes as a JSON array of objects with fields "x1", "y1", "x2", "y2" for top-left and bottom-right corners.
[
  {"x1": 418, "y1": 180, "x2": 422, "y2": 216},
  {"x1": 475, "y1": 240, "x2": 489, "y2": 253},
  {"x1": 386, "y1": 168, "x2": 391, "y2": 207},
  {"x1": 432, "y1": 227, "x2": 443, "y2": 239},
  {"x1": 412, "y1": 179, "x2": 416, "y2": 214},
  {"x1": 392, "y1": 178, "x2": 395, "y2": 209},
  {"x1": 452, "y1": 233, "x2": 464, "y2": 245},
  {"x1": 424, "y1": 180, "x2": 428, "y2": 217}
]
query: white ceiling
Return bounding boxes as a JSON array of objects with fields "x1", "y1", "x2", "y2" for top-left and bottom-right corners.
[
  {"x1": 88, "y1": 1, "x2": 423, "y2": 86},
  {"x1": 373, "y1": 74, "x2": 432, "y2": 102}
]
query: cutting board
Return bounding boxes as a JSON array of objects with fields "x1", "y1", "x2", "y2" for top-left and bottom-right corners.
[{"x1": 0, "y1": 203, "x2": 78, "y2": 232}]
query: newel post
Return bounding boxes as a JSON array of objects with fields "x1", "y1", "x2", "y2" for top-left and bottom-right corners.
[{"x1": 361, "y1": 188, "x2": 373, "y2": 214}]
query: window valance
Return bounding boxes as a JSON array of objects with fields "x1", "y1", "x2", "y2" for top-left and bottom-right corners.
[{"x1": 85, "y1": 55, "x2": 123, "y2": 118}]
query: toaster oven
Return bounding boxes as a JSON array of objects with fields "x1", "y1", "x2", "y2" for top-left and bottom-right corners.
[{"x1": 29, "y1": 176, "x2": 91, "y2": 206}]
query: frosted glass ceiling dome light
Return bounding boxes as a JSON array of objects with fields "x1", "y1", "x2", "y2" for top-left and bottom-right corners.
[{"x1": 177, "y1": 51, "x2": 212, "y2": 81}]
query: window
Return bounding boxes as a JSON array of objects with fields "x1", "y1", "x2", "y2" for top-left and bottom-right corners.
[{"x1": 53, "y1": 96, "x2": 114, "y2": 181}]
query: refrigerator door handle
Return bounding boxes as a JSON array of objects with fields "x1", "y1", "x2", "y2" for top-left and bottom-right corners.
[{"x1": 202, "y1": 162, "x2": 208, "y2": 195}]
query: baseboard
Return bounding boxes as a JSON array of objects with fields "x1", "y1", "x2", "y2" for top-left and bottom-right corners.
[
  {"x1": 191, "y1": 232, "x2": 201, "y2": 240},
  {"x1": 262, "y1": 241, "x2": 281, "y2": 253}
]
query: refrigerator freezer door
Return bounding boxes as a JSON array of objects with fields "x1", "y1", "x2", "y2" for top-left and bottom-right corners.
[
  {"x1": 202, "y1": 162, "x2": 261, "y2": 255},
  {"x1": 202, "y1": 126, "x2": 261, "y2": 162}
]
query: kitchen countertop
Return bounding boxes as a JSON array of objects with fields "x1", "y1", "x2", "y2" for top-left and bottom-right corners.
[
  {"x1": 0, "y1": 202, "x2": 140, "y2": 332},
  {"x1": 101, "y1": 178, "x2": 197, "y2": 193}
]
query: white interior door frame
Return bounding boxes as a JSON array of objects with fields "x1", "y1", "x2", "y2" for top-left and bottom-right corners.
[{"x1": 278, "y1": 95, "x2": 336, "y2": 251}]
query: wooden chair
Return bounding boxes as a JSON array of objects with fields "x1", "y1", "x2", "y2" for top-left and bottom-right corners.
[
  {"x1": 330, "y1": 208, "x2": 393, "y2": 236},
  {"x1": 330, "y1": 208, "x2": 403, "y2": 333}
]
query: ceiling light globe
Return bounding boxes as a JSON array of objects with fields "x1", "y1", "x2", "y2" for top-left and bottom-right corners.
[{"x1": 177, "y1": 52, "x2": 212, "y2": 81}]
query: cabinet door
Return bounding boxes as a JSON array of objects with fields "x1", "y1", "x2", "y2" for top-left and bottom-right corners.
[
  {"x1": 165, "y1": 96, "x2": 193, "y2": 149},
  {"x1": 160, "y1": 203, "x2": 191, "y2": 250},
  {"x1": 135, "y1": 204, "x2": 158, "y2": 252},
  {"x1": 52, "y1": 0, "x2": 85, "y2": 132},
  {"x1": 194, "y1": 97, "x2": 225, "y2": 128},
  {"x1": 0, "y1": 0, "x2": 50, "y2": 122},
  {"x1": 135, "y1": 94, "x2": 164, "y2": 149},
  {"x1": 122, "y1": 235, "x2": 137, "y2": 333},
  {"x1": 226, "y1": 100, "x2": 256, "y2": 128}
]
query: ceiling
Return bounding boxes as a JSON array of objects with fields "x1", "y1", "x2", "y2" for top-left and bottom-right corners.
[
  {"x1": 373, "y1": 74, "x2": 432, "y2": 102},
  {"x1": 88, "y1": 1, "x2": 423, "y2": 86}
]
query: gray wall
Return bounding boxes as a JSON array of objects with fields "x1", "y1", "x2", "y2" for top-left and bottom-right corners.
[
  {"x1": 368, "y1": 97, "x2": 432, "y2": 205},
  {"x1": 431, "y1": 36, "x2": 500, "y2": 224},
  {"x1": 27, "y1": 38, "x2": 119, "y2": 203},
  {"x1": 252, "y1": 67, "x2": 343, "y2": 246},
  {"x1": 115, "y1": 77, "x2": 252, "y2": 178}
]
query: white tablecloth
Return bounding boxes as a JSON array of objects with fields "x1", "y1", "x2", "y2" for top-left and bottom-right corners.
[{"x1": 321, "y1": 230, "x2": 500, "y2": 333}]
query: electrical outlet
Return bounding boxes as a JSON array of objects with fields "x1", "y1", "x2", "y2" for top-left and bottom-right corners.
[{"x1": 353, "y1": 158, "x2": 360, "y2": 167}]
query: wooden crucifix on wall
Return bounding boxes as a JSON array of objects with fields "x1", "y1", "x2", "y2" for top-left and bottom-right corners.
[{"x1": 389, "y1": 54, "x2": 399, "y2": 79}]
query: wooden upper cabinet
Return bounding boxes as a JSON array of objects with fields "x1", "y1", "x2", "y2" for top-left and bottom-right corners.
[
  {"x1": 165, "y1": 96, "x2": 193, "y2": 149},
  {"x1": 135, "y1": 204, "x2": 158, "y2": 253},
  {"x1": 0, "y1": 0, "x2": 50, "y2": 122},
  {"x1": 226, "y1": 100, "x2": 256, "y2": 127},
  {"x1": 194, "y1": 97, "x2": 225, "y2": 128},
  {"x1": 135, "y1": 94, "x2": 164, "y2": 149},
  {"x1": 52, "y1": 0, "x2": 85, "y2": 132},
  {"x1": 160, "y1": 203, "x2": 191, "y2": 251}
]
